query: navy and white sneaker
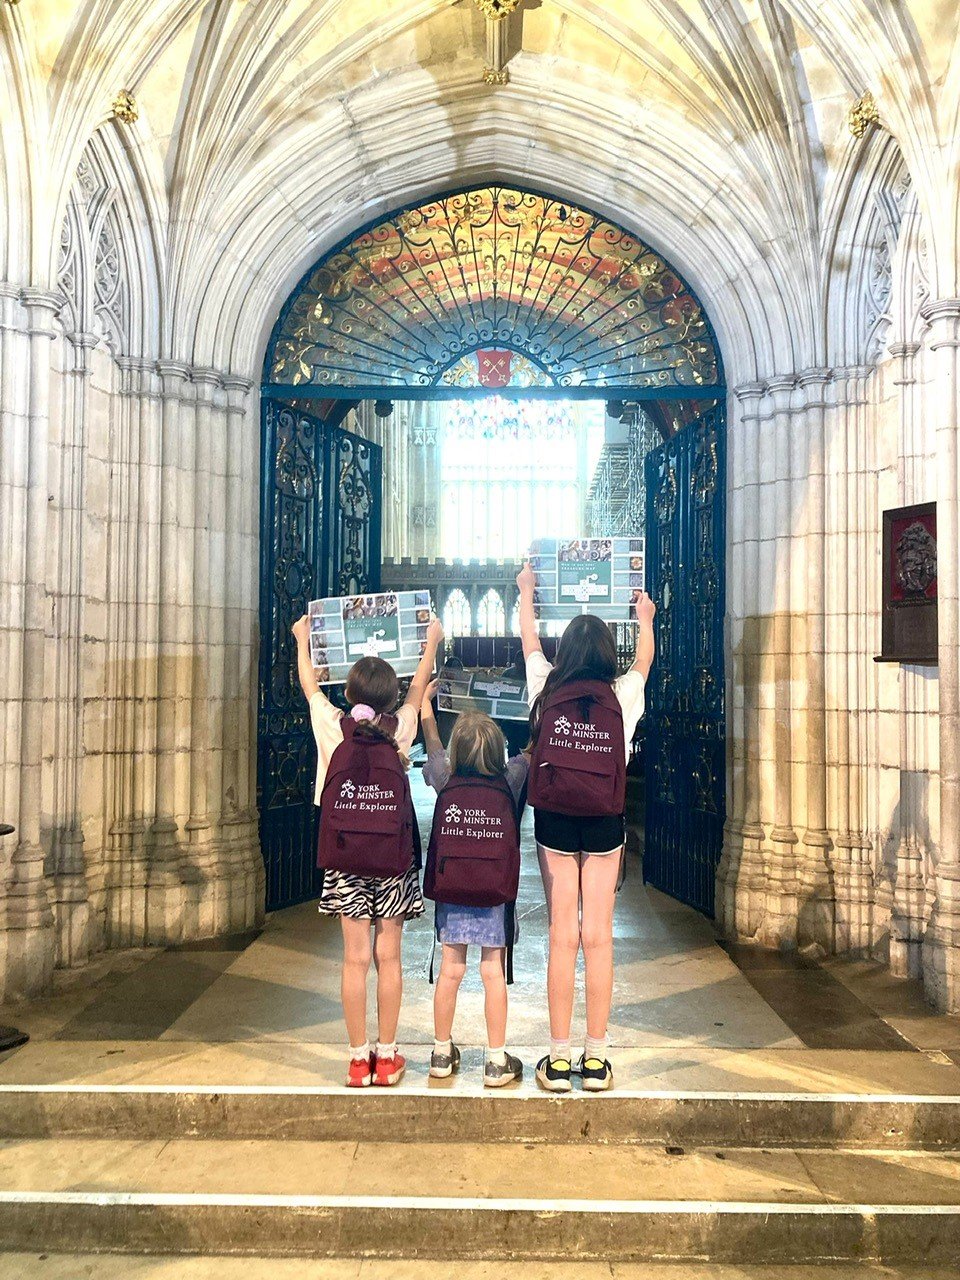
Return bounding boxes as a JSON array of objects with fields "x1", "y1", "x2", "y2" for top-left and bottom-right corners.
[
  {"x1": 578, "y1": 1053, "x2": 613, "y2": 1092},
  {"x1": 484, "y1": 1052, "x2": 523, "y2": 1088},
  {"x1": 429, "y1": 1042, "x2": 461, "y2": 1079},
  {"x1": 535, "y1": 1054, "x2": 573, "y2": 1093}
]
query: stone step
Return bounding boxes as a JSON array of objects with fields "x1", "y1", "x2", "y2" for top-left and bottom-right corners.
[
  {"x1": 0, "y1": 1138, "x2": 958, "y2": 1263},
  {"x1": 1, "y1": 1256, "x2": 957, "y2": 1280},
  {"x1": 2, "y1": 1083, "x2": 959, "y2": 1149}
]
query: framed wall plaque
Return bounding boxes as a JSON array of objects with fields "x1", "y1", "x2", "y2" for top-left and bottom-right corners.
[{"x1": 876, "y1": 502, "x2": 938, "y2": 665}]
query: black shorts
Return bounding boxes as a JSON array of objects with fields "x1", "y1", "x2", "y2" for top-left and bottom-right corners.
[{"x1": 534, "y1": 809, "x2": 625, "y2": 855}]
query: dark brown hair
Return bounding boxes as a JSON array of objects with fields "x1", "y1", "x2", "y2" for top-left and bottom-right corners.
[
  {"x1": 529, "y1": 614, "x2": 618, "y2": 747},
  {"x1": 345, "y1": 657, "x2": 400, "y2": 747}
]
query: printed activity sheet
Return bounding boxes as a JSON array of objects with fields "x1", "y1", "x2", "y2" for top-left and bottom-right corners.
[
  {"x1": 528, "y1": 536, "x2": 645, "y2": 622},
  {"x1": 307, "y1": 590, "x2": 433, "y2": 684},
  {"x1": 436, "y1": 666, "x2": 529, "y2": 722}
]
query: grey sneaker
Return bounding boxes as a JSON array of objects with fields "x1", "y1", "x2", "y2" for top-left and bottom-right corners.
[
  {"x1": 484, "y1": 1052, "x2": 523, "y2": 1088},
  {"x1": 429, "y1": 1042, "x2": 461, "y2": 1078}
]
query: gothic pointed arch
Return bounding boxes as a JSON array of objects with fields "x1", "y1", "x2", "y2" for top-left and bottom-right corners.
[{"x1": 265, "y1": 186, "x2": 723, "y2": 394}]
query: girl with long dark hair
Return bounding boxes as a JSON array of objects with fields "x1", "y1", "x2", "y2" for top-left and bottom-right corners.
[{"x1": 517, "y1": 564, "x2": 655, "y2": 1091}]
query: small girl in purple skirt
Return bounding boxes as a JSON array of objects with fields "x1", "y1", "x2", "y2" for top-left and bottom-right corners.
[{"x1": 420, "y1": 683, "x2": 528, "y2": 1087}]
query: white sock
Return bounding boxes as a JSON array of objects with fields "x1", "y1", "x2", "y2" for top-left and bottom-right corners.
[
  {"x1": 349, "y1": 1041, "x2": 370, "y2": 1062},
  {"x1": 434, "y1": 1038, "x2": 453, "y2": 1056},
  {"x1": 584, "y1": 1034, "x2": 608, "y2": 1062},
  {"x1": 550, "y1": 1039, "x2": 572, "y2": 1064},
  {"x1": 376, "y1": 1041, "x2": 397, "y2": 1060},
  {"x1": 486, "y1": 1045, "x2": 507, "y2": 1066}
]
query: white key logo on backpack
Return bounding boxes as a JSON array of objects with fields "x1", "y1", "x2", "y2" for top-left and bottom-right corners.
[{"x1": 340, "y1": 780, "x2": 356, "y2": 799}]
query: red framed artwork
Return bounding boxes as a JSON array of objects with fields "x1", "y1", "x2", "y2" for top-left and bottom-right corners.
[{"x1": 877, "y1": 502, "x2": 938, "y2": 665}]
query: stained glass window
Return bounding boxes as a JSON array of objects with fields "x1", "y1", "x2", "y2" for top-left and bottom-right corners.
[
  {"x1": 477, "y1": 589, "x2": 506, "y2": 637},
  {"x1": 267, "y1": 187, "x2": 721, "y2": 391},
  {"x1": 442, "y1": 589, "x2": 472, "y2": 637}
]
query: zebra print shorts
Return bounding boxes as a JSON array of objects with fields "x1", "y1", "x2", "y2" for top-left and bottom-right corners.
[{"x1": 318, "y1": 865, "x2": 425, "y2": 921}]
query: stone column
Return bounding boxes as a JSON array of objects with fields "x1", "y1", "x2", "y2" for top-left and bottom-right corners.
[
  {"x1": 146, "y1": 360, "x2": 191, "y2": 943},
  {"x1": 718, "y1": 382, "x2": 766, "y2": 939},
  {"x1": 885, "y1": 343, "x2": 932, "y2": 979},
  {"x1": 922, "y1": 299, "x2": 960, "y2": 1011},
  {"x1": 758, "y1": 376, "x2": 801, "y2": 946},
  {"x1": 795, "y1": 370, "x2": 834, "y2": 951},
  {"x1": 0, "y1": 288, "x2": 59, "y2": 998},
  {"x1": 840, "y1": 367, "x2": 876, "y2": 954},
  {"x1": 221, "y1": 376, "x2": 263, "y2": 931},
  {"x1": 46, "y1": 330, "x2": 97, "y2": 968},
  {"x1": 103, "y1": 357, "x2": 160, "y2": 948}
]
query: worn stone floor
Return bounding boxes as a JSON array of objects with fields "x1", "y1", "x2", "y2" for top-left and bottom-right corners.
[{"x1": 2, "y1": 769, "x2": 960, "y2": 1095}]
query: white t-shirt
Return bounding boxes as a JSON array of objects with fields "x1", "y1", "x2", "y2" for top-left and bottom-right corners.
[
  {"x1": 308, "y1": 693, "x2": 418, "y2": 805},
  {"x1": 525, "y1": 650, "x2": 645, "y2": 761}
]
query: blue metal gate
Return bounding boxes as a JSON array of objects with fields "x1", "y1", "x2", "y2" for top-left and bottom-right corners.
[
  {"x1": 257, "y1": 401, "x2": 382, "y2": 911},
  {"x1": 643, "y1": 405, "x2": 726, "y2": 916}
]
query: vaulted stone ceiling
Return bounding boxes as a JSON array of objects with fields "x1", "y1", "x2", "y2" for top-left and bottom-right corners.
[{"x1": 2, "y1": 0, "x2": 959, "y2": 378}]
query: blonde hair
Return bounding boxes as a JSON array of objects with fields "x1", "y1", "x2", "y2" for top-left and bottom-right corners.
[{"x1": 448, "y1": 712, "x2": 506, "y2": 778}]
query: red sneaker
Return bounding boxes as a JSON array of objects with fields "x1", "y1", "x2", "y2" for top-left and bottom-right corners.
[
  {"x1": 346, "y1": 1053, "x2": 374, "y2": 1088},
  {"x1": 373, "y1": 1051, "x2": 406, "y2": 1086}
]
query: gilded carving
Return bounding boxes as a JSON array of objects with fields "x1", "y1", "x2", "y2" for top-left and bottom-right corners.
[
  {"x1": 473, "y1": 0, "x2": 522, "y2": 18},
  {"x1": 112, "y1": 89, "x2": 139, "y2": 125},
  {"x1": 849, "y1": 91, "x2": 879, "y2": 138}
]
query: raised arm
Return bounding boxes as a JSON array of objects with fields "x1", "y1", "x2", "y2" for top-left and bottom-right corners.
[
  {"x1": 516, "y1": 561, "x2": 542, "y2": 661},
  {"x1": 419, "y1": 678, "x2": 443, "y2": 757},
  {"x1": 402, "y1": 616, "x2": 444, "y2": 712},
  {"x1": 420, "y1": 679, "x2": 451, "y2": 792},
  {"x1": 292, "y1": 613, "x2": 320, "y2": 702},
  {"x1": 631, "y1": 591, "x2": 656, "y2": 682}
]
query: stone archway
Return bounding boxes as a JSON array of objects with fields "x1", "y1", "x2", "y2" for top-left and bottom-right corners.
[{"x1": 257, "y1": 183, "x2": 727, "y2": 914}]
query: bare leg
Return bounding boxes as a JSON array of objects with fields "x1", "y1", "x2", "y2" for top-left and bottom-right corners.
[
  {"x1": 340, "y1": 915, "x2": 373, "y2": 1047},
  {"x1": 433, "y1": 942, "x2": 467, "y2": 1042},
  {"x1": 372, "y1": 915, "x2": 405, "y2": 1045},
  {"x1": 537, "y1": 845, "x2": 583, "y2": 1043},
  {"x1": 579, "y1": 849, "x2": 622, "y2": 1040},
  {"x1": 480, "y1": 946, "x2": 508, "y2": 1047}
]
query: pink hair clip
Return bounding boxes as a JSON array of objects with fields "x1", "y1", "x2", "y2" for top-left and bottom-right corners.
[{"x1": 350, "y1": 704, "x2": 376, "y2": 722}]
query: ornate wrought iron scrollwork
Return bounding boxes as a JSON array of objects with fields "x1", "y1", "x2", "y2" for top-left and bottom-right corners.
[
  {"x1": 267, "y1": 186, "x2": 721, "y2": 391},
  {"x1": 258, "y1": 403, "x2": 383, "y2": 910},
  {"x1": 644, "y1": 404, "x2": 725, "y2": 916}
]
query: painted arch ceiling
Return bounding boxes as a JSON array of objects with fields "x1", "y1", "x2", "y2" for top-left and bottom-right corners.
[{"x1": 268, "y1": 187, "x2": 720, "y2": 390}]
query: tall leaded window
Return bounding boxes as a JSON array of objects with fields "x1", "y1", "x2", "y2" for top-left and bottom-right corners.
[
  {"x1": 477, "y1": 588, "x2": 506, "y2": 636},
  {"x1": 442, "y1": 588, "x2": 472, "y2": 637},
  {"x1": 440, "y1": 398, "x2": 603, "y2": 561}
]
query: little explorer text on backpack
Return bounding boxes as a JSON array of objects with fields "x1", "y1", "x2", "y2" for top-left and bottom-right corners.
[
  {"x1": 317, "y1": 717, "x2": 416, "y2": 878},
  {"x1": 424, "y1": 773, "x2": 521, "y2": 908},
  {"x1": 528, "y1": 678, "x2": 625, "y2": 817}
]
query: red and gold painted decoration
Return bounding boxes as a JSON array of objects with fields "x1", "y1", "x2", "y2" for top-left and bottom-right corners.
[{"x1": 269, "y1": 186, "x2": 720, "y2": 390}]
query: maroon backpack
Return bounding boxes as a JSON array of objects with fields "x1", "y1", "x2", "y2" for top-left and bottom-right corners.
[
  {"x1": 528, "y1": 678, "x2": 625, "y2": 817},
  {"x1": 317, "y1": 717, "x2": 416, "y2": 878},
  {"x1": 423, "y1": 774, "x2": 521, "y2": 908}
]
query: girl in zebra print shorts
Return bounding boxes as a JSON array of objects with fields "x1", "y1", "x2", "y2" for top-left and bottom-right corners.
[{"x1": 293, "y1": 612, "x2": 444, "y2": 1088}]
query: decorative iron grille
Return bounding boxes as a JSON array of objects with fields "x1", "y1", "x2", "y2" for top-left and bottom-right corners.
[{"x1": 268, "y1": 186, "x2": 721, "y2": 391}]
